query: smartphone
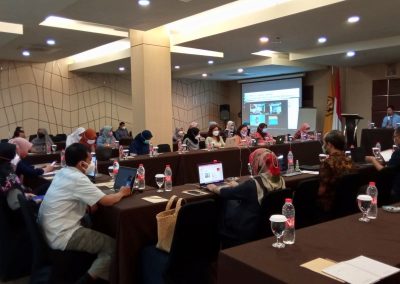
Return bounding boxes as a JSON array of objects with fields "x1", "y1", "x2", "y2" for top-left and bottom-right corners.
[{"x1": 382, "y1": 206, "x2": 400, "y2": 213}]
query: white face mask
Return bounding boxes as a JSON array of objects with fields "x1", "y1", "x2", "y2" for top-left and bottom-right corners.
[
  {"x1": 87, "y1": 139, "x2": 95, "y2": 145},
  {"x1": 121, "y1": 126, "x2": 126, "y2": 130},
  {"x1": 195, "y1": 135, "x2": 201, "y2": 140},
  {"x1": 241, "y1": 131, "x2": 247, "y2": 137},
  {"x1": 262, "y1": 128, "x2": 268, "y2": 134},
  {"x1": 212, "y1": 130, "x2": 219, "y2": 137}
]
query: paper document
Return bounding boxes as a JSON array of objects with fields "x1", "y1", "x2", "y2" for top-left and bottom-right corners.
[
  {"x1": 142, "y1": 196, "x2": 169, "y2": 203},
  {"x1": 380, "y1": 149, "x2": 393, "y2": 163},
  {"x1": 301, "y1": 258, "x2": 344, "y2": 282},
  {"x1": 301, "y1": 170, "x2": 319, "y2": 175},
  {"x1": 42, "y1": 170, "x2": 59, "y2": 176},
  {"x1": 322, "y1": 256, "x2": 400, "y2": 284}
]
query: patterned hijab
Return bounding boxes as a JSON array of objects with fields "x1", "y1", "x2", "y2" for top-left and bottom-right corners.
[{"x1": 0, "y1": 143, "x2": 21, "y2": 195}]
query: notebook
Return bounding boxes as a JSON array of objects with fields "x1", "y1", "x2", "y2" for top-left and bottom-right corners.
[
  {"x1": 198, "y1": 162, "x2": 225, "y2": 187},
  {"x1": 114, "y1": 166, "x2": 137, "y2": 190}
]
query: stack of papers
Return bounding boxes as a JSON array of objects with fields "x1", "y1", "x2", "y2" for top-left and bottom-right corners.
[
  {"x1": 142, "y1": 196, "x2": 169, "y2": 203},
  {"x1": 322, "y1": 256, "x2": 399, "y2": 284}
]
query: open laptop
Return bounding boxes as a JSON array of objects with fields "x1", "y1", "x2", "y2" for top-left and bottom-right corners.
[
  {"x1": 224, "y1": 137, "x2": 237, "y2": 148},
  {"x1": 198, "y1": 162, "x2": 226, "y2": 188},
  {"x1": 275, "y1": 135, "x2": 286, "y2": 145},
  {"x1": 114, "y1": 166, "x2": 137, "y2": 191}
]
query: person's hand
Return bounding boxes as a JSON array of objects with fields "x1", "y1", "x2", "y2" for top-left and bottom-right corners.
[
  {"x1": 119, "y1": 186, "x2": 132, "y2": 197},
  {"x1": 365, "y1": 156, "x2": 376, "y2": 163},
  {"x1": 43, "y1": 165, "x2": 54, "y2": 173},
  {"x1": 206, "y1": 184, "x2": 218, "y2": 192}
]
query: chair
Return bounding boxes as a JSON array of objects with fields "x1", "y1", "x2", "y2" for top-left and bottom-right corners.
[
  {"x1": 293, "y1": 177, "x2": 321, "y2": 229},
  {"x1": 332, "y1": 173, "x2": 362, "y2": 218},
  {"x1": 260, "y1": 188, "x2": 293, "y2": 238},
  {"x1": 0, "y1": 197, "x2": 32, "y2": 281},
  {"x1": 119, "y1": 137, "x2": 133, "y2": 146},
  {"x1": 141, "y1": 199, "x2": 219, "y2": 284},
  {"x1": 29, "y1": 134, "x2": 36, "y2": 142},
  {"x1": 17, "y1": 194, "x2": 95, "y2": 283},
  {"x1": 157, "y1": 144, "x2": 172, "y2": 153},
  {"x1": 0, "y1": 139, "x2": 8, "y2": 143},
  {"x1": 96, "y1": 146, "x2": 112, "y2": 161},
  {"x1": 375, "y1": 166, "x2": 399, "y2": 206}
]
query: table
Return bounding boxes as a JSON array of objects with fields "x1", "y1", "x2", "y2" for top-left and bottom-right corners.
[
  {"x1": 218, "y1": 206, "x2": 400, "y2": 284},
  {"x1": 97, "y1": 140, "x2": 322, "y2": 188},
  {"x1": 360, "y1": 128, "x2": 394, "y2": 154}
]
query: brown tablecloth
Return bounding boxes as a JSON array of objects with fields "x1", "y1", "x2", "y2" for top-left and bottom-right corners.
[
  {"x1": 218, "y1": 206, "x2": 400, "y2": 284},
  {"x1": 360, "y1": 128, "x2": 394, "y2": 154}
]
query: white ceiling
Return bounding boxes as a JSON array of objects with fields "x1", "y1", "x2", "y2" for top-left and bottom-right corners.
[{"x1": 2, "y1": 0, "x2": 400, "y2": 80}]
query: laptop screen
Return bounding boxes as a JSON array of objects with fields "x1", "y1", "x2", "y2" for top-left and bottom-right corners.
[
  {"x1": 114, "y1": 166, "x2": 137, "y2": 189},
  {"x1": 198, "y1": 162, "x2": 224, "y2": 185}
]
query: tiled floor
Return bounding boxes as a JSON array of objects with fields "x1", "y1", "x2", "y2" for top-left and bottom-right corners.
[{"x1": 0, "y1": 277, "x2": 29, "y2": 284}]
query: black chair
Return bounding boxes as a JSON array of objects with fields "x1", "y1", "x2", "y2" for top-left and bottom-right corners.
[
  {"x1": 375, "y1": 165, "x2": 400, "y2": 206},
  {"x1": 96, "y1": 146, "x2": 112, "y2": 161},
  {"x1": 29, "y1": 134, "x2": 36, "y2": 142},
  {"x1": 332, "y1": 173, "x2": 362, "y2": 218},
  {"x1": 0, "y1": 139, "x2": 8, "y2": 143},
  {"x1": 17, "y1": 194, "x2": 95, "y2": 283},
  {"x1": 293, "y1": 177, "x2": 321, "y2": 229},
  {"x1": 157, "y1": 144, "x2": 172, "y2": 153},
  {"x1": 141, "y1": 199, "x2": 219, "y2": 284},
  {"x1": 52, "y1": 134, "x2": 67, "y2": 143},
  {"x1": 260, "y1": 188, "x2": 293, "y2": 238},
  {"x1": 0, "y1": 196, "x2": 32, "y2": 281}
]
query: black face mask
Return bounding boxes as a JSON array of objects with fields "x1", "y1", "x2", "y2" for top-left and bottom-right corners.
[{"x1": 37, "y1": 133, "x2": 45, "y2": 139}]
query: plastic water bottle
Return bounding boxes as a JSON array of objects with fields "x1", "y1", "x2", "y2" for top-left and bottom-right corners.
[
  {"x1": 149, "y1": 143, "x2": 154, "y2": 157},
  {"x1": 376, "y1": 142, "x2": 381, "y2": 152},
  {"x1": 282, "y1": 198, "x2": 295, "y2": 244},
  {"x1": 295, "y1": 160, "x2": 300, "y2": 172},
  {"x1": 112, "y1": 160, "x2": 119, "y2": 177},
  {"x1": 366, "y1": 181, "x2": 378, "y2": 219},
  {"x1": 60, "y1": 149, "x2": 66, "y2": 167},
  {"x1": 164, "y1": 164, "x2": 173, "y2": 192},
  {"x1": 119, "y1": 145, "x2": 124, "y2": 160},
  {"x1": 287, "y1": 150, "x2": 294, "y2": 173},
  {"x1": 137, "y1": 163, "x2": 145, "y2": 190},
  {"x1": 46, "y1": 143, "x2": 51, "y2": 154}
]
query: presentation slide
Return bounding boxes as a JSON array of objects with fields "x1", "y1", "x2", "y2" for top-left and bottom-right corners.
[{"x1": 242, "y1": 78, "x2": 302, "y2": 135}]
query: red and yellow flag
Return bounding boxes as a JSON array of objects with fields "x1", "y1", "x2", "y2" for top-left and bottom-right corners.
[{"x1": 323, "y1": 66, "x2": 342, "y2": 134}]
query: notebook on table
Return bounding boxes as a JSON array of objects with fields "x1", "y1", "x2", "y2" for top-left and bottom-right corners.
[
  {"x1": 198, "y1": 162, "x2": 227, "y2": 188},
  {"x1": 114, "y1": 166, "x2": 137, "y2": 191}
]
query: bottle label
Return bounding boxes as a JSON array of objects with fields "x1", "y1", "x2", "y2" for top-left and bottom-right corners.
[
  {"x1": 138, "y1": 174, "x2": 144, "y2": 181},
  {"x1": 165, "y1": 176, "x2": 172, "y2": 182},
  {"x1": 372, "y1": 197, "x2": 377, "y2": 205},
  {"x1": 286, "y1": 217, "x2": 295, "y2": 228}
]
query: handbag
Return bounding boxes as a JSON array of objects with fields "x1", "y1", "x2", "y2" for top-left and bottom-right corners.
[{"x1": 156, "y1": 195, "x2": 185, "y2": 252}]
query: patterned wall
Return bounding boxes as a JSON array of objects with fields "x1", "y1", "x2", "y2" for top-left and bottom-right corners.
[{"x1": 0, "y1": 59, "x2": 228, "y2": 139}]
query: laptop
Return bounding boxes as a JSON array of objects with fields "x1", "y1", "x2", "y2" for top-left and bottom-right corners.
[
  {"x1": 275, "y1": 135, "x2": 286, "y2": 145},
  {"x1": 224, "y1": 137, "x2": 237, "y2": 148},
  {"x1": 114, "y1": 166, "x2": 137, "y2": 191},
  {"x1": 198, "y1": 162, "x2": 226, "y2": 188}
]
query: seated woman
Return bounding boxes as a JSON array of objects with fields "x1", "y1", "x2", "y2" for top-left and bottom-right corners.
[
  {"x1": 224, "y1": 121, "x2": 235, "y2": 139},
  {"x1": 205, "y1": 125, "x2": 225, "y2": 149},
  {"x1": 31, "y1": 128, "x2": 54, "y2": 153},
  {"x1": 173, "y1": 127, "x2": 185, "y2": 143},
  {"x1": 129, "y1": 130, "x2": 153, "y2": 155},
  {"x1": 318, "y1": 130, "x2": 353, "y2": 212},
  {"x1": 11, "y1": 126, "x2": 26, "y2": 139},
  {"x1": 79, "y1": 128, "x2": 97, "y2": 152},
  {"x1": 233, "y1": 124, "x2": 252, "y2": 146},
  {"x1": 66, "y1": 127, "x2": 85, "y2": 148},
  {"x1": 252, "y1": 123, "x2": 275, "y2": 145},
  {"x1": 294, "y1": 123, "x2": 311, "y2": 140},
  {"x1": 182, "y1": 127, "x2": 200, "y2": 151},
  {"x1": 207, "y1": 148, "x2": 285, "y2": 248},
  {"x1": 97, "y1": 126, "x2": 116, "y2": 147},
  {"x1": 9, "y1": 138, "x2": 53, "y2": 194}
]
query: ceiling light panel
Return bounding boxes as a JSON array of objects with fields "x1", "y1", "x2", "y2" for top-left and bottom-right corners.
[{"x1": 0, "y1": 21, "x2": 23, "y2": 35}]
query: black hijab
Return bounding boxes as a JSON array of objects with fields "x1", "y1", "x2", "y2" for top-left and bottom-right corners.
[
  {"x1": 0, "y1": 143, "x2": 18, "y2": 194},
  {"x1": 183, "y1": 127, "x2": 200, "y2": 144}
]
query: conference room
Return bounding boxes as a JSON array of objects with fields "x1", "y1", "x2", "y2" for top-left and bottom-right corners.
[{"x1": 1, "y1": 0, "x2": 400, "y2": 283}]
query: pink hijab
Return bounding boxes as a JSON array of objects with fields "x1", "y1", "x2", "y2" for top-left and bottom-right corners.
[{"x1": 9, "y1": 137, "x2": 32, "y2": 155}]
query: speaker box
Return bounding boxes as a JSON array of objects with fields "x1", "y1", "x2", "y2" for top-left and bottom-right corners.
[{"x1": 219, "y1": 104, "x2": 230, "y2": 121}]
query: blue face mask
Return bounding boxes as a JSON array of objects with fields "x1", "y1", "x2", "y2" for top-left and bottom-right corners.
[{"x1": 144, "y1": 140, "x2": 150, "y2": 145}]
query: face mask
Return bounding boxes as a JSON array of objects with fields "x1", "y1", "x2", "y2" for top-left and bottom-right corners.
[
  {"x1": 195, "y1": 135, "x2": 201, "y2": 140},
  {"x1": 241, "y1": 131, "x2": 247, "y2": 137},
  {"x1": 213, "y1": 130, "x2": 219, "y2": 137},
  {"x1": 262, "y1": 128, "x2": 268, "y2": 134},
  {"x1": 144, "y1": 140, "x2": 150, "y2": 144},
  {"x1": 87, "y1": 139, "x2": 95, "y2": 145},
  {"x1": 108, "y1": 131, "x2": 113, "y2": 137},
  {"x1": 38, "y1": 133, "x2": 45, "y2": 139}
]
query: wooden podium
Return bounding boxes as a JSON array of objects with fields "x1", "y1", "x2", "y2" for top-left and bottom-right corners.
[{"x1": 342, "y1": 114, "x2": 363, "y2": 147}]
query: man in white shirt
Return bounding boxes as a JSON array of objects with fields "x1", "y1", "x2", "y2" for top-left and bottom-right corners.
[{"x1": 38, "y1": 143, "x2": 131, "y2": 282}]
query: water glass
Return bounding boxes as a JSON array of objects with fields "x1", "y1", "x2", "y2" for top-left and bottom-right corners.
[
  {"x1": 319, "y1": 154, "x2": 328, "y2": 163},
  {"x1": 269, "y1": 214, "x2": 287, "y2": 248},
  {"x1": 372, "y1": 147, "x2": 380, "y2": 158},
  {"x1": 114, "y1": 141, "x2": 119, "y2": 149},
  {"x1": 153, "y1": 147, "x2": 159, "y2": 157},
  {"x1": 357, "y1": 195, "x2": 372, "y2": 222},
  {"x1": 155, "y1": 174, "x2": 165, "y2": 193},
  {"x1": 345, "y1": 150, "x2": 352, "y2": 159},
  {"x1": 51, "y1": 144, "x2": 57, "y2": 153},
  {"x1": 123, "y1": 149, "x2": 129, "y2": 159},
  {"x1": 108, "y1": 166, "x2": 115, "y2": 180}
]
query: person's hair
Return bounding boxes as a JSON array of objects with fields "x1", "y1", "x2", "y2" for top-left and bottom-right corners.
[
  {"x1": 387, "y1": 105, "x2": 395, "y2": 110},
  {"x1": 395, "y1": 126, "x2": 400, "y2": 136},
  {"x1": 324, "y1": 130, "x2": 345, "y2": 151},
  {"x1": 12, "y1": 126, "x2": 24, "y2": 138},
  {"x1": 119, "y1": 122, "x2": 125, "y2": 126},
  {"x1": 236, "y1": 124, "x2": 248, "y2": 136},
  {"x1": 65, "y1": 143, "x2": 90, "y2": 167},
  {"x1": 207, "y1": 125, "x2": 221, "y2": 142},
  {"x1": 256, "y1": 123, "x2": 268, "y2": 137},
  {"x1": 183, "y1": 127, "x2": 200, "y2": 144}
]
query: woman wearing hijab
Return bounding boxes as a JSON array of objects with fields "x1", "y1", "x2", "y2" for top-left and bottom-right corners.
[
  {"x1": 182, "y1": 127, "x2": 200, "y2": 151},
  {"x1": 207, "y1": 148, "x2": 285, "y2": 248},
  {"x1": 79, "y1": 128, "x2": 97, "y2": 152},
  {"x1": 66, "y1": 127, "x2": 85, "y2": 148},
  {"x1": 129, "y1": 130, "x2": 153, "y2": 155},
  {"x1": 96, "y1": 126, "x2": 116, "y2": 147},
  {"x1": 224, "y1": 121, "x2": 235, "y2": 138},
  {"x1": 253, "y1": 123, "x2": 275, "y2": 145},
  {"x1": 31, "y1": 128, "x2": 54, "y2": 153},
  {"x1": 294, "y1": 123, "x2": 311, "y2": 140},
  {"x1": 9, "y1": 138, "x2": 54, "y2": 184}
]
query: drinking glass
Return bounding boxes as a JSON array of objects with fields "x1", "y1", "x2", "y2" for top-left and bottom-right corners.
[
  {"x1": 155, "y1": 174, "x2": 165, "y2": 193},
  {"x1": 108, "y1": 166, "x2": 115, "y2": 180},
  {"x1": 269, "y1": 215, "x2": 287, "y2": 248},
  {"x1": 123, "y1": 149, "x2": 129, "y2": 159},
  {"x1": 345, "y1": 150, "x2": 352, "y2": 159},
  {"x1": 372, "y1": 147, "x2": 380, "y2": 158},
  {"x1": 51, "y1": 144, "x2": 57, "y2": 153},
  {"x1": 182, "y1": 144, "x2": 188, "y2": 153},
  {"x1": 153, "y1": 147, "x2": 159, "y2": 157},
  {"x1": 319, "y1": 154, "x2": 328, "y2": 163},
  {"x1": 357, "y1": 195, "x2": 372, "y2": 222}
]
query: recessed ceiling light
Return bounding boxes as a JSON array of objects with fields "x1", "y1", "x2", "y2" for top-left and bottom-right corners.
[
  {"x1": 346, "y1": 51, "x2": 355, "y2": 57},
  {"x1": 138, "y1": 0, "x2": 150, "y2": 6},
  {"x1": 237, "y1": 68, "x2": 244, "y2": 73},
  {"x1": 202, "y1": 73, "x2": 208, "y2": 77},
  {"x1": 22, "y1": 50, "x2": 30, "y2": 57},
  {"x1": 259, "y1": 36, "x2": 269, "y2": 43},
  {"x1": 208, "y1": 60, "x2": 214, "y2": 65},
  {"x1": 46, "y1": 39, "x2": 56, "y2": 45},
  {"x1": 118, "y1": 66, "x2": 125, "y2": 72},
  {"x1": 174, "y1": 65, "x2": 180, "y2": 69},
  {"x1": 347, "y1": 16, "x2": 360, "y2": 23},
  {"x1": 318, "y1": 37, "x2": 327, "y2": 44}
]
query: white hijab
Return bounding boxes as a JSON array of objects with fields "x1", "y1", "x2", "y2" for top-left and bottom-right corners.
[{"x1": 66, "y1": 127, "x2": 85, "y2": 147}]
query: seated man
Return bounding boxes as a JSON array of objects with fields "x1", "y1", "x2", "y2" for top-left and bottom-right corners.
[
  {"x1": 115, "y1": 122, "x2": 130, "y2": 141},
  {"x1": 381, "y1": 105, "x2": 400, "y2": 128},
  {"x1": 38, "y1": 143, "x2": 131, "y2": 282}
]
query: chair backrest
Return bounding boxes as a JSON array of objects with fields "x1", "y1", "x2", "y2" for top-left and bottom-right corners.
[
  {"x1": 17, "y1": 194, "x2": 50, "y2": 270},
  {"x1": 332, "y1": 172, "x2": 362, "y2": 218},
  {"x1": 29, "y1": 134, "x2": 36, "y2": 142},
  {"x1": 95, "y1": 146, "x2": 112, "y2": 161},
  {"x1": 157, "y1": 144, "x2": 171, "y2": 153},
  {"x1": 0, "y1": 139, "x2": 8, "y2": 143},
  {"x1": 260, "y1": 188, "x2": 293, "y2": 237},
  {"x1": 166, "y1": 199, "x2": 219, "y2": 284},
  {"x1": 119, "y1": 137, "x2": 133, "y2": 146},
  {"x1": 376, "y1": 165, "x2": 399, "y2": 206},
  {"x1": 293, "y1": 177, "x2": 320, "y2": 229}
]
